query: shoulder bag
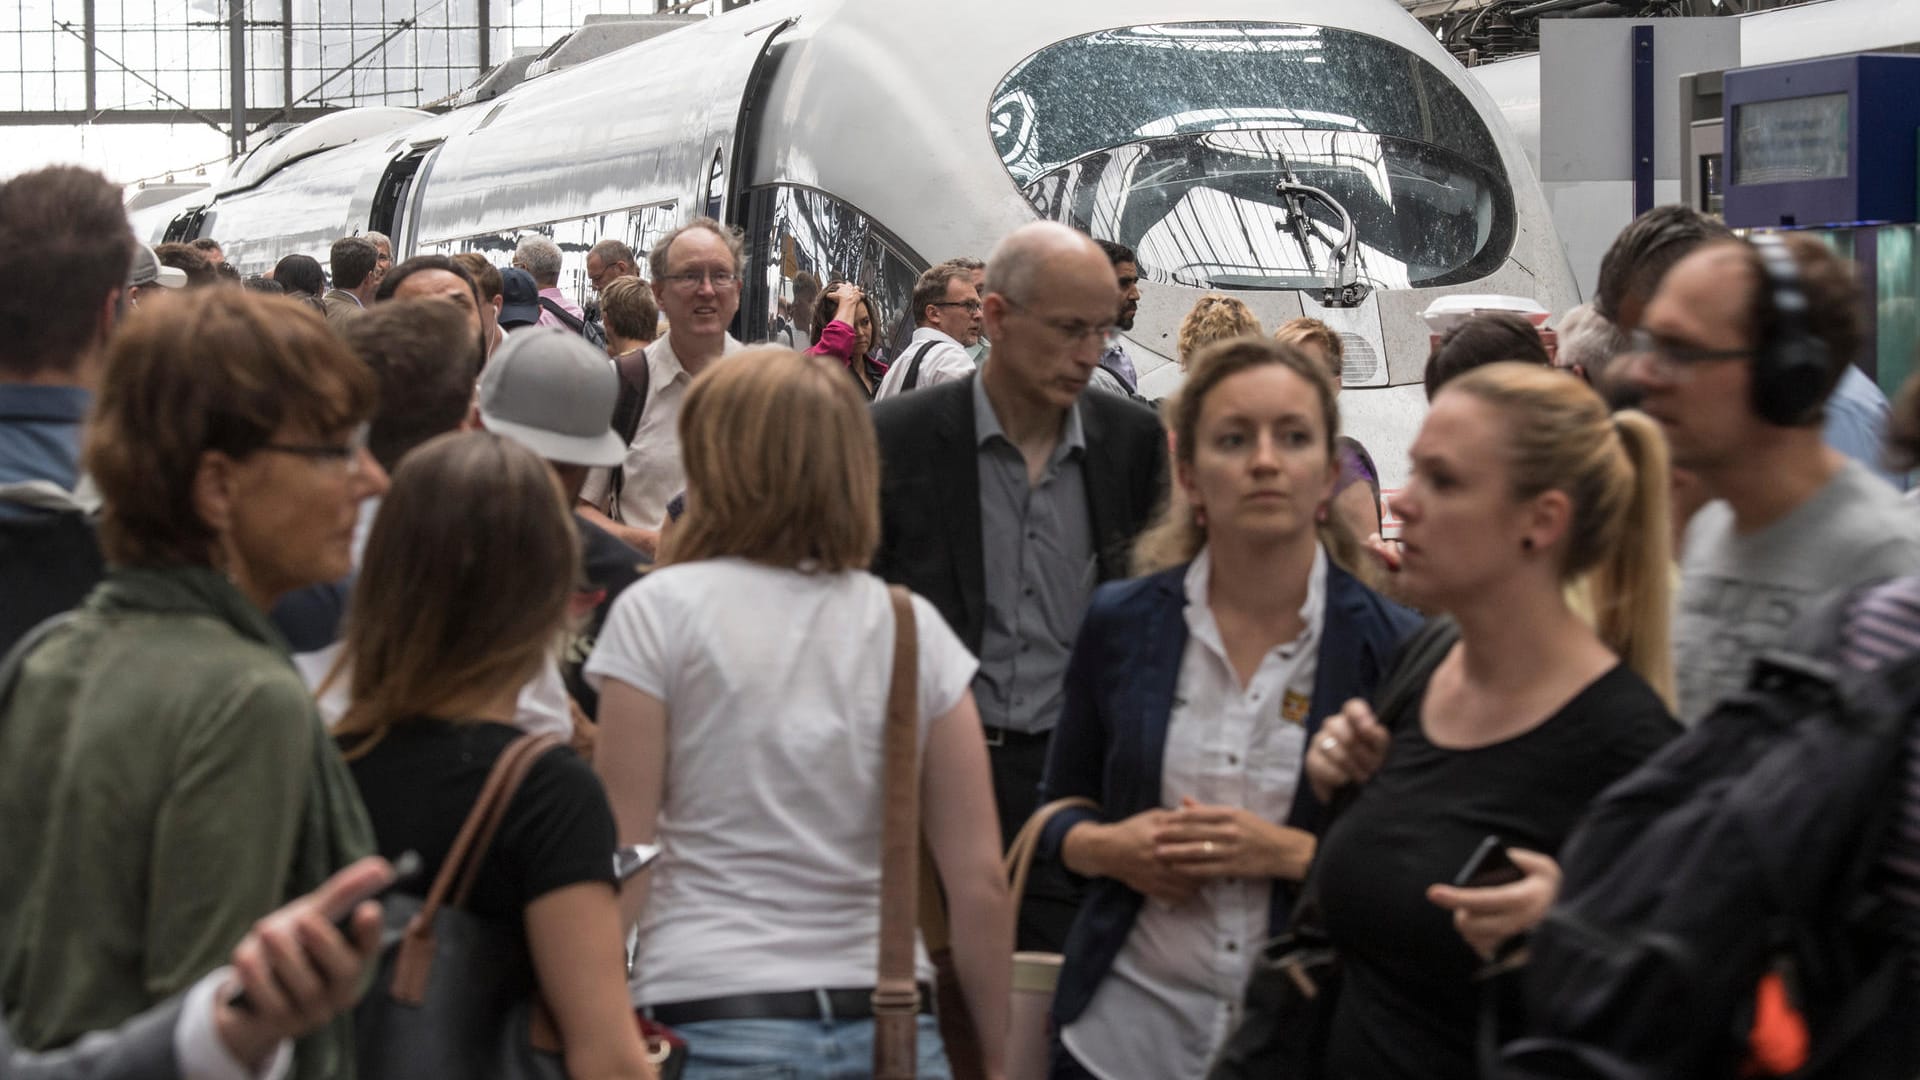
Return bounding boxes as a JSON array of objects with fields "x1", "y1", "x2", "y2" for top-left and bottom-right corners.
[{"x1": 354, "y1": 731, "x2": 570, "y2": 1080}]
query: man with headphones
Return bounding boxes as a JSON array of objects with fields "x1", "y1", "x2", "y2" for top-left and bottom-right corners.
[{"x1": 1626, "y1": 231, "x2": 1920, "y2": 725}]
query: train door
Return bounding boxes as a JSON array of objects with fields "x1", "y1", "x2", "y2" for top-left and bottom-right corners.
[
  {"x1": 368, "y1": 142, "x2": 443, "y2": 257},
  {"x1": 706, "y1": 16, "x2": 794, "y2": 229},
  {"x1": 162, "y1": 205, "x2": 209, "y2": 244}
]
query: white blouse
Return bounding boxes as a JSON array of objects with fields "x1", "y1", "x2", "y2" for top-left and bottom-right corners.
[{"x1": 1063, "y1": 545, "x2": 1325, "y2": 1079}]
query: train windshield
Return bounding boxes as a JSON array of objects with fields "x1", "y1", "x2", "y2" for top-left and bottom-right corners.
[{"x1": 993, "y1": 22, "x2": 1516, "y2": 290}]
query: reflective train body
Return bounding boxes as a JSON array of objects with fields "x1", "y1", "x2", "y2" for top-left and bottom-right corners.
[{"x1": 132, "y1": 0, "x2": 1579, "y2": 489}]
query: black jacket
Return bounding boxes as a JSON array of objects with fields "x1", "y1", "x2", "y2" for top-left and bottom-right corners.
[{"x1": 871, "y1": 377, "x2": 1167, "y2": 654}]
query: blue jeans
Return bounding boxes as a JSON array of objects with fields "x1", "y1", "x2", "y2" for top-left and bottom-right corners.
[{"x1": 677, "y1": 1012, "x2": 952, "y2": 1080}]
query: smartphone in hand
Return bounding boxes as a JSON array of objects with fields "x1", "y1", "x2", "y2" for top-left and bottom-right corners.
[{"x1": 1453, "y1": 835, "x2": 1524, "y2": 889}]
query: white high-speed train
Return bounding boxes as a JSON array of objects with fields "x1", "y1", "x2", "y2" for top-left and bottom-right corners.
[{"x1": 132, "y1": 0, "x2": 1582, "y2": 488}]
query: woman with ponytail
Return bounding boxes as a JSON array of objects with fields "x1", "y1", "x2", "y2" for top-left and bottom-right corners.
[
  {"x1": 1302, "y1": 362, "x2": 1681, "y2": 1080},
  {"x1": 1036, "y1": 337, "x2": 1419, "y2": 1079}
]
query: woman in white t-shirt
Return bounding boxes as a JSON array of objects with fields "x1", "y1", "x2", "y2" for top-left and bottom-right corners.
[{"x1": 586, "y1": 347, "x2": 1013, "y2": 1080}]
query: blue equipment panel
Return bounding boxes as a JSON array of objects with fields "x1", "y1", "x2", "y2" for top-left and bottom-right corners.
[{"x1": 1723, "y1": 53, "x2": 1920, "y2": 229}]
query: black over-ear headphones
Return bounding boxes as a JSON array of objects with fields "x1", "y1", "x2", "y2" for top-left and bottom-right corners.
[{"x1": 1748, "y1": 233, "x2": 1831, "y2": 427}]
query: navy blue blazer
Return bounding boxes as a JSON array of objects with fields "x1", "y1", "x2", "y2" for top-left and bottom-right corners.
[{"x1": 1037, "y1": 558, "x2": 1422, "y2": 1026}]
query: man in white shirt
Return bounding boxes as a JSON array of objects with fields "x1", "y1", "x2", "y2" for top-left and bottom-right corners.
[
  {"x1": 578, "y1": 218, "x2": 744, "y2": 556},
  {"x1": 872, "y1": 260, "x2": 982, "y2": 400}
]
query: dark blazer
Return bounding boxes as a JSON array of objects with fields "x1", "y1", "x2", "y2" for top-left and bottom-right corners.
[
  {"x1": 1037, "y1": 560, "x2": 1422, "y2": 1026},
  {"x1": 871, "y1": 377, "x2": 1166, "y2": 654}
]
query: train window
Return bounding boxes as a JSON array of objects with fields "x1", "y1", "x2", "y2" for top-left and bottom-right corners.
[
  {"x1": 417, "y1": 201, "x2": 678, "y2": 303},
  {"x1": 993, "y1": 22, "x2": 1517, "y2": 291},
  {"x1": 745, "y1": 185, "x2": 927, "y2": 357},
  {"x1": 628, "y1": 204, "x2": 682, "y2": 278}
]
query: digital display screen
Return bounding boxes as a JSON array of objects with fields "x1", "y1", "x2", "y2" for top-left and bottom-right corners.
[{"x1": 1734, "y1": 93, "x2": 1850, "y2": 185}]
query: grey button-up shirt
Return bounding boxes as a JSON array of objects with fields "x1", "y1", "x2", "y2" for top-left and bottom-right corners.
[{"x1": 972, "y1": 373, "x2": 1096, "y2": 735}]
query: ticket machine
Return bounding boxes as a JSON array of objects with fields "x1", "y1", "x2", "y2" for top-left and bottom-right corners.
[{"x1": 1704, "y1": 54, "x2": 1920, "y2": 398}]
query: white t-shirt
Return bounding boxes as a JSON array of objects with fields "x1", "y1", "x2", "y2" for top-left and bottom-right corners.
[{"x1": 584, "y1": 558, "x2": 978, "y2": 1004}]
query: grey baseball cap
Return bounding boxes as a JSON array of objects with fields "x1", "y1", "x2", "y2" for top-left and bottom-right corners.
[
  {"x1": 478, "y1": 327, "x2": 628, "y2": 467},
  {"x1": 129, "y1": 243, "x2": 187, "y2": 289}
]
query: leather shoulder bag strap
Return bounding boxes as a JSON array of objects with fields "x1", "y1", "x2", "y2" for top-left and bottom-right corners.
[
  {"x1": 391, "y1": 732, "x2": 565, "y2": 1004},
  {"x1": 874, "y1": 585, "x2": 922, "y2": 1080},
  {"x1": 1004, "y1": 796, "x2": 1100, "y2": 914}
]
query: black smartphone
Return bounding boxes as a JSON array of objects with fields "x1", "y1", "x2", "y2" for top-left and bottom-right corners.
[
  {"x1": 227, "y1": 850, "x2": 421, "y2": 1013},
  {"x1": 1453, "y1": 835, "x2": 1523, "y2": 889}
]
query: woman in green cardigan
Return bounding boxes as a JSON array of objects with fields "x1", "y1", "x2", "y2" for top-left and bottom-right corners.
[{"x1": 0, "y1": 287, "x2": 388, "y2": 1079}]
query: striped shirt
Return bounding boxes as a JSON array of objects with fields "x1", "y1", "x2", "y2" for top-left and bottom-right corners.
[{"x1": 1836, "y1": 577, "x2": 1920, "y2": 976}]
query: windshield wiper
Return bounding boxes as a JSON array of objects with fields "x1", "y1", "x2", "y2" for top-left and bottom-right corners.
[{"x1": 1274, "y1": 168, "x2": 1373, "y2": 309}]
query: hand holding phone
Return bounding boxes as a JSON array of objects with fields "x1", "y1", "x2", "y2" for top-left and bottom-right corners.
[
  {"x1": 1429, "y1": 842, "x2": 1564, "y2": 961},
  {"x1": 227, "y1": 850, "x2": 419, "y2": 1014},
  {"x1": 212, "y1": 854, "x2": 406, "y2": 1068}
]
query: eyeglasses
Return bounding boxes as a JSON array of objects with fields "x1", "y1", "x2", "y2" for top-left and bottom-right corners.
[
  {"x1": 660, "y1": 270, "x2": 740, "y2": 291},
  {"x1": 1003, "y1": 298, "x2": 1114, "y2": 344},
  {"x1": 932, "y1": 300, "x2": 984, "y2": 314},
  {"x1": 257, "y1": 423, "x2": 371, "y2": 475},
  {"x1": 1626, "y1": 328, "x2": 1753, "y2": 375}
]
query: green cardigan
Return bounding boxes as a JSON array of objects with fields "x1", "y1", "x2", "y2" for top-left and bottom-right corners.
[{"x1": 0, "y1": 566, "x2": 373, "y2": 1078}]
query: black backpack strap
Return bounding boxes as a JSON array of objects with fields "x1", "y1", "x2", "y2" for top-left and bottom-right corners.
[
  {"x1": 603, "y1": 350, "x2": 651, "y2": 524},
  {"x1": 538, "y1": 296, "x2": 585, "y2": 334},
  {"x1": 0, "y1": 612, "x2": 75, "y2": 715},
  {"x1": 1374, "y1": 617, "x2": 1460, "y2": 731},
  {"x1": 902, "y1": 342, "x2": 939, "y2": 392}
]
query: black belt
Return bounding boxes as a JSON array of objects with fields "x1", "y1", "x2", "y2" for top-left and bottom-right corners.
[
  {"x1": 983, "y1": 725, "x2": 1052, "y2": 748},
  {"x1": 646, "y1": 984, "x2": 936, "y2": 1025}
]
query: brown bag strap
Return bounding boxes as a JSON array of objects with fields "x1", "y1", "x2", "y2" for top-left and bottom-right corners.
[
  {"x1": 1004, "y1": 796, "x2": 1101, "y2": 914},
  {"x1": 873, "y1": 585, "x2": 921, "y2": 1080},
  {"x1": 390, "y1": 731, "x2": 564, "y2": 1004},
  {"x1": 450, "y1": 733, "x2": 563, "y2": 908}
]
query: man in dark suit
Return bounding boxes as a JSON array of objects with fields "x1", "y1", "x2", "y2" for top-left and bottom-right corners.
[
  {"x1": 873, "y1": 221, "x2": 1167, "y2": 950},
  {"x1": 322, "y1": 236, "x2": 379, "y2": 330}
]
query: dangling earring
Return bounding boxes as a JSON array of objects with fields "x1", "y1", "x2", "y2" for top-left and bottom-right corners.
[
  {"x1": 1316, "y1": 502, "x2": 1329, "y2": 524},
  {"x1": 1194, "y1": 505, "x2": 1208, "y2": 530}
]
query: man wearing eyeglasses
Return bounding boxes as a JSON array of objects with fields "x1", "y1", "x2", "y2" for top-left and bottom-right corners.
[
  {"x1": 872, "y1": 222, "x2": 1167, "y2": 951},
  {"x1": 578, "y1": 218, "x2": 744, "y2": 558},
  {"x1": 1622, "y1": 233, "x2": 1920, "y2": 726},
  {"x1": 873, "y1": 260, "x2": 983, "y2": 401}
]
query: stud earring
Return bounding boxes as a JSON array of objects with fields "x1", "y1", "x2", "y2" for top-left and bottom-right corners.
[{"x1": 1521, "y1": 537, "x2": 1535, "y2": 551}]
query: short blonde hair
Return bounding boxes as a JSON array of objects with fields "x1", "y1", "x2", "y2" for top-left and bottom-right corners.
[
  {"x1": 1177, "y1": 295, "x2": 1261, "y2": 370},
  {"x1": 663, "y1": 347, "x2": 879, "y2": 572},
  {"x1": 1274, "y1": 317, "x2": 1345, "y2": 386}
]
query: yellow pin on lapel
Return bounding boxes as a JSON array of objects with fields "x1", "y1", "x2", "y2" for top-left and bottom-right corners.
[{"x1": 1281, "y1": 690, "x2": 1311, "y2": 725}]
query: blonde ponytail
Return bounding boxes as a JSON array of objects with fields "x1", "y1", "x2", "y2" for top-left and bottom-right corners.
[
  {"x1": 1585, "y1": 411, "x2": 1674, "y2": 708},
  {"x1": 1447, "y1": 365, "x2": 1676, "y2": 708}
]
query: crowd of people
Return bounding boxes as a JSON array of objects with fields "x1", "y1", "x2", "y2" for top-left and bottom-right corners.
[{"x1": 3, "y1": 157, "x2": 1920, "y2": 1080}]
